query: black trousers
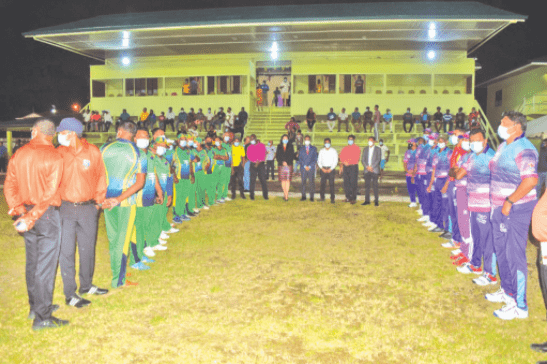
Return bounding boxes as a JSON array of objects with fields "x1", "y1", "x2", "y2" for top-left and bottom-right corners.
[
  {"x1": 338, "y1": 119, "x2": 349, "y2": 132},
  {"x1": 307, "y1": 119, "x2": 316, "y2": 130},
  {"x1": 455, "y1": 119, "x2": 465, "y2": 130},
  {"x1": 24, "y1": 206, "x2": 61, "y2": 322},
  {"x1": 343, "y1": 164, "x2": 358, "y2": 201},
  {"x1": 301, "y1": 168, "x2": 315, "y2": 199},
  {"x1": 59, "y1": 202, "x2": 99, "y2": 299},
  {"x1": 165, "y1": 119, "x2": 175, "y2": 132},
  {"x1": 320, "y1": 169, "x2": 335, "y2": 201},
  {"x1": 266, "y1": 160, "x2": 275, "y2": 179},
  {"x1": 230, "y1": 164, "x2": 245, "y2": 196},
  {"x1": 232, "y1": 127, "x2": 245, "y2": 140},
  {"x1": 104, "y1": 122, "x2": 112, "y2": 133},
  {"x1": 421, "y1": 120, "x2": 431, "y2": 131},
  {"x1": 403, "y1": 120, "x2": 414, "y2": 133},
  {"x1": 250, "y1": 162, "x2": 268, "y2": 199},
  {"x1": 433, "y1": 120, "x2": 442, "y2": 133},
  {"x1": 364, "y1": 172, "x2": 379, "y2": 203},
  {"x1": 443, "y1": 121, "x2": 453, "y2": 133},
  {"x1": 0, "y1": 157, "x2": 6, "y2": 173}
]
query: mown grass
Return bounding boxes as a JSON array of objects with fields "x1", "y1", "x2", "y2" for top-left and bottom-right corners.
[{"x1": 0, "y1": 196, "x2": 545, "y2": 363}]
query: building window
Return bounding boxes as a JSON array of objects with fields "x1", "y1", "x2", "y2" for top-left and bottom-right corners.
[
  {"x1": 216, "y1": 76, "x2": 242, "y2": 94},
  {"x1": 207, "y1": 76, "x2": 215, "y2": 94},
  {"x1": 495, "y1": 90, "x2": 503, "y2": 107},
  {"x1": 125, "y1": 79, "x2": 134, "y2": 96},
  {"x1": 387, "y1": 74, "x2": 431, "y2": 95},
  {"x1": 92, "y1": 79, "x2": 123, "y2": 98},
  {"x1": 92, "y1": 80, "x2": 105, "y2": 98},
  {"x1": 433, "y1": 74, "x2": 473, "y2": 95}
]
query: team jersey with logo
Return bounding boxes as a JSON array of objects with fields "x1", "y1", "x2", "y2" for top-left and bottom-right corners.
[
  {"x1": 173, "y1": 148, "x2": 192, "y2": 180},
  {"x1": 462, "y1": 146, "x2": 495, "y2": 212},
  {"x1": 432, "y1": 147, "x2": 452, "y2": 178},
  {"x1": 193, "y1": 149, "x2": 209, "y2": 173},
  {"x1": 416, "y1": 144, "x2": 430, "y2": 175},
  {"x1": 426, "y1": 146, "x2": 438, "y2": 174},
  {"x1": 154, "y1": 155, "x2": 171, "y2": 193},
  {"x1": 206, "y1": 148, "x2": 215, "y2": 174},
  {"x1": 455, "y1": 153, "x2": 471, "y2": 188},
  {"x1": 137, "y1": 151, "x2": 157, "y2": 207},
  {"x1": 164, "y1": 149, "x2": 174, "y2": 197},
  {"x1": 222, "y1": 143, "x2": 233, "y2": 167},
  {"x1": 101, "y1": 139, "x2": 146, "y2": 207},
  {"x1": 213, "y1": 147, "x2": 229, "y2": 167},
  {"x1": 404, "y1": 149, "x2": 417, "y2": 177}
]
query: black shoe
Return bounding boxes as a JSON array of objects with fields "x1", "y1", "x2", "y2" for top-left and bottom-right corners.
[
  {"x1": 331, "y1": 200, "x2": 335, "y2": 204},
  {"x1": 231, "y1": 194, "x2": 236, "y2": 200},
  {"x1": 439, "y1": 231, "x2": 452, "y2": 240},
  {"x1": 300, "y1": 197, "x2": 306, "y2": 201},
  {"x1": 32, "y1": 316, "x2": 69, "y2": 331},
  {"x1": 319, "y1": 197, "x2": 325, "y2": 202},
  {"x1": 186, "y1": 211, "x2": 196, "y2": 217},
  {"x1": 309, "y1": 199, "x2": 314, "y2": 202},
  {"x1": 66, "y1": 295, "x2": 91, "y2": 308},
  {"x1": 240, "y1": 193, "x2": 246, "y2": 199},
  {"x1": 361, "y1": 201, "x2": 371, "y2": 206},
  {"x1": 531, "y1": 342, "x2": 547, "y2": 353},
  {"x1": 375, "y1": 202, "x2": 379, "y2": 207},
  {"x1": 80, "y1": 285, "x2": 109, "y2": 295},
  {"x1": 430, "y1": 227, "x2": 444, "y2": 233},
  {"x1": 28, "y1": 304, "x2": 59, "y2": 320}
]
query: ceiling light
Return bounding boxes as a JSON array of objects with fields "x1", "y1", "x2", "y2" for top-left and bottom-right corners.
[
  {"x1": 427, "y1": 50, "x2": 436, "y2": 60},
  {"x1": 122, "y1": 57, "x2": 131, "y2": 66}
]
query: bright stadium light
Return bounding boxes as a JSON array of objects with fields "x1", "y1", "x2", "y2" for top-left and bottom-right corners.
[
  {"x1": 122, "y1": 38, "x2": 129, "y2": 47},
  {"x1": 51, "y1": 105, "x2": 57, "y2": 114},
  {"x1": 270, "y1": 41, "x2": 279, "y2": 60},
  {"x1": 271, "y1": 51, "x2": 278, "y2": 60},
  {"x1": 427, "y1": 50, "x2": 436, "y2": 60},
  {"x1": 428, "y1": 22, "x2": 436, "y2": 39},
  {"x1": 122, "y1": 57, "x2": 131, "y2": 66}
]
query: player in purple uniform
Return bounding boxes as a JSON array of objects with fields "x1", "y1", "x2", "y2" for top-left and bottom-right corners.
[
  {"x1": 486, "y1": 111, "x2": 538, "y2": 320},
  {"x1": 415, "y1": 135, "x2": 429, "y2": 217},
  {"x1": 426, "y1": 135, "x2": 452, "y2": 233},
  {"x1": 404, "y1": 139, "x2": 418, "y2": 206}
]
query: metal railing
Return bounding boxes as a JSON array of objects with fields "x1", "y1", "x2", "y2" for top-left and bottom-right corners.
[{"x1": 475, "y1": 102, "x2": 499, "y2": 150}]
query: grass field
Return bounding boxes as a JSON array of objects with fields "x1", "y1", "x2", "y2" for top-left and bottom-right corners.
[{"x1": 0, "y1": 196, "x2": 546, "y2": 363}]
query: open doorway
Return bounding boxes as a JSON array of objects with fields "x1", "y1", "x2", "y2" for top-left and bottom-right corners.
[{"x1": 256, "y1": 61, "x2": 291, "y2": 110}]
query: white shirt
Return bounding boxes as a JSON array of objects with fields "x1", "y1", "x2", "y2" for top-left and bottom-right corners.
[
  {"x1": 317, "y1": 147, "x2": 338, "y2": 170},
  {"x1": 206, "y1": 112, "x2": 214, "y2": 121},
  {"x1": 338, "y1": 113, "x2": 348, "y2": 121},
  {"x1": 368, "y1": 146, "x2": 375, "y2": 166},
  {"x1": 225, "y1": 112, "x2": 235, "y2": 127},
  {"x1": 104, "y1": 113, "x2": 112, "y2": 123},
  {"x1": 166, "y1": 111, "x2": 176, "y2": 119},
  {"x1": 280, "y1": 81, "x2": 290, "y2": 93},
  {"x1": 380, "y1": 145, "x2": 389, "y2": 160},
  {"x1": 83, "y1": 112, "x2": 90, "y2": 122}
]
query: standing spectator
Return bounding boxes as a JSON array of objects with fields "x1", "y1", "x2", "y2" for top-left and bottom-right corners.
[
  {"x1": 139, "y1": 108, "x2": 149, "y2": 129},
  {"x1": 266, "y1": 140, "x2": 276, "y2": 180},
  {"x1": 243, "y1": 137, "x2": 251, "y2": 191},
  {"x1": 338, "y1": 108, "x2": 349, "y2": 133},
  {"x1": 354, "y1": 75, "x2": 364, "y2": 94},
  {"x1": 317, "y1": 138, "x2": 338, "y2": 203},
  {"x1": 204, "y1": 108, "x2": 214, "y2": 131},
  {"x1": 468, "y1": 107, "x2": 479, "y2": 130},
  {"x1": 234, "y1": 107, "x2": 248, "y2": 139},
  {"x1": 260, "y1": 80, "x2": 270, "y2": 106},
  {"x1": 373, "y1": 105, "x2": 381, "y2": 141},
  {"x1": 420, "y1": 107, "x2": 431, "y2": 132},
  {"x1": 351, "y1": 107, "x2": 362, "y2": 133},
  {"x1": 294, "y1": 130, "x2": 304, "y2": 174},
  {"x1": 83, "y1": 109, "x2": 91, "y2": 132},
  {"x1": 363, "y1": 107, "x2": 373, "y2": 133},
  {"x1": 120, "y1": 109, "x2": 130, "y2": 122},
  {"x1": 0, "y1": 141, "x2": 7, "y2": 173},
  {"x1": 306, "y1": 108, "x2": 316, "y2": 132},
  {"x1": 382, "y1": 108, "x2": 393, "y2": 133},
  {"x1": 230, "y1": 137, "x2": 246, "y2": 199},
  {"x1": 404, "y1": 139, "x2": 418, "y2": 207},
  {"x1": 316, "y1": 79, "x2": 322, "y2": 93},
  {"x1": 182, "y1": 79, "x2": 190, "y2": 95},
  {"x1": 361, "y1": 136, "x2": 381, "y2": 206},
  {"x1": 433, "y1": 107, "x2": 444, "y2": 133},
  {"x1": 225, "y1": 107, "x2": 235, "y2": 133},
  {"x1": 256, "y1": 83, "x2": 263, "y2": 111},
  {"x1": 247, "y1": 135, "x2": 269, "y2": 200},
  {"x1": 190, "y1": 77, "x2": 198, "y2": 95},
  {"x1": 443, "y1": 109, "x2": 454, "y2": 133},
  {"x1": 280, "y1": 77, "x2": 290, "y2": 106},
  {"x1": 12, "y1": 139, "x2": 23, "y2": 154},
  {"x1": 487, "y1": 111, "x2": 538, "y2": 320},
  {"x1": 158, "y1": 112, "x2": 166, "y2": 131},
  {"x1": 455, "y1": 107, "x2": 466, "y2": 130},
  {"x1": 403, "y1": 108, "x2": 414, "y2": 133},
  {"x1": 4, "y1": 119, "x2": 67, "y2": 330},
  {"x1": 531, "y1": 188, "x2": 547, "y2": 354},
  {"x1": 537, "y1": 138, "x2": 547, "y2": 197},
  {"x1": 298, "y1": 135, "x2": 318, "y2": 201},
  {"x1": 325, "y1": 108, "x2": 336, "y2": 132},
  {"x1": 379, "y1": 139, "x2": 390, "y2": 181},
  {"x1": 273, "y1": 87, "x2": 281, "y2": 107},
  {"x1": 56, "y1": 118, "x2": 109, "y2": 309},
  {"x1": 339, "y1": 135, "x2": 360, "y2": 204},
  {"x1": 166, "y1": 107, "x2": 176, "y2": 132},
  {"x1": 276, "y1": 134, "x2": 296, "y2": 201},
  {"x1": 177, "y1": 108, "x2": 187, "y2": 132}
]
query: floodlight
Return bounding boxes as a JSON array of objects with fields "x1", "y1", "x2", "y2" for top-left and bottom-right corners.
[{"x1": 122, "y1": 57, "x2": 131, "y2": 65}]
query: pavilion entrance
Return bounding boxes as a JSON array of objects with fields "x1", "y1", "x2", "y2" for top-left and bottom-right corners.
[{"x1": 255, "y1": 61, "x2": 291, "y2": 109}]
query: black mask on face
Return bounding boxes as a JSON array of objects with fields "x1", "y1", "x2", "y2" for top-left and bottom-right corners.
[
  {"x1": 408, "y1": 143, "x2": 413, "y2": 149},
  {"x1": 206, "y1": 142, "x2": 212, "y2": 147}
]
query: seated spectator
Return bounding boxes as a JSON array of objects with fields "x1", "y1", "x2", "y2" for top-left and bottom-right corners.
[
  {"x1": 187, "y1": 108, "x2": 196, "y2": 128},
  {"x1": 158, "y1": 112, "x2": 166, "y2": 131},
  {"x1": 363, "y1": 107, "x2": 373, "y2": 133},
  {"x1": 433, "y1": 107, "x2": 443, "y2": 133},
  {"x1": 195, "y1": 108, "x2": 205, "y2": 131},
  {"x1": 206, "y1": 125, "x2": 217, "y2": 140},
  {"x1": 139, "y1": 107, "x2": 149, "y2": 129},
  {"x1": 338, "y1": 108, "x2": 349, "y2": 133},
  {"x1": 351, "y1": 107, "x2": 362, "y2": 133},
  {"x1": 403, "y1": 108, "x2": 414, "y2": 133},
  {"x1": 90, "y1": 111, "x2": 101, "y2": 132},
  {"x1": 225, "y1": 107, "x2": 235, "y2": 132},
  {"x1": 204, "y1": 108, "x2": 214, "y2": 130},
  {"x1": 306, "y1": 108, "x2": 316, "y2": 132},
  {"x1": 103, "y1": 110, "x2": 113, "y2": 132},
  {"x1": 326, "y1": 108, "x2": 336, "y2": 132}
]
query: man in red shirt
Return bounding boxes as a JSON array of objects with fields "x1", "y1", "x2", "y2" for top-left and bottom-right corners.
[
  {"x1": 247, "y1": 134, "x2": 269, "y2": 200},
  {"x1": 56, "y1": 118, "x2": 112, "y2": 309},
  {"x1": 4, "y1": 119, "x2": 67, "y2": 330},
  {"x1": 339, "y1": 135, "x2": 361, "y2": 204}
]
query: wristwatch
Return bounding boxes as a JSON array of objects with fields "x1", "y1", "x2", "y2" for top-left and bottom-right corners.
[{"x1": 505, "y1": 197, "x2": 514, "y2": 205}]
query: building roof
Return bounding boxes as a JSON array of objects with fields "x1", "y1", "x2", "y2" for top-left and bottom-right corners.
[
  {"x1": 23, "y1": 2, "x2": 526, "y2": 61},
  {"x1": 477, "y1": 56, "x2": 547, "y2": 88}
]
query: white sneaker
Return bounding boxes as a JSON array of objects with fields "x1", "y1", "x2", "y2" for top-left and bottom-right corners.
[
  {"x1": 485, "y1": 287, "x2": 509, "y2": 303},
  {"x1": 473, "y1": 272, "x2": 498, "y2": 286},
  {"x1": 417, "y1": 209, "x2": 423, "y2": 215},
  {"x1": 451, "y1": 249, "x2": 462, "y2": 255},
  {"x1": 152, "y1": 244, "x2": 167, "y2": 251},
  {"x1": 193, "y1": 209, "x2": 200, "y2": 213},
  {"x1": 202, "y1": 205, "x2": 210, "y2": 210},
  {"x1": 217, "y1": 199, "x2": 225, "y2": 204},
  {"x1": 168, "y1": 227, "x2": 179, "y2": 234},
  {"x1": 427, "y1": 224, "x2": 438, "y2": 231},
  {"x1": 408, "y1": 202, "x2": 417, "y2": 208},
  {"x1": 457, "y1": 262, "x2": 482, "y2": 275},
  {"x1": 494, "y1": 299, "x2": 528, "y2": 320},
  {"x1": 143, "y1": 246, "x2": 156, "y2": 257},
  {"x1": 158, "y1": 239, "x2": 168, "y2": 245},
  {"x1": 160, "y1": 232, "x2": 170, "y2": 240},
  {"x1": 417, "y1": 216, "x2": 429, "y2": 222},
  {"x1": 224, "y1": 197, "x2": 231, "y2": 201}
]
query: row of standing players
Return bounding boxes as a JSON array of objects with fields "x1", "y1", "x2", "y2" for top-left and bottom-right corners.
[{"x1": 402, "y1": 111, "x2": 541, "y2": 321}]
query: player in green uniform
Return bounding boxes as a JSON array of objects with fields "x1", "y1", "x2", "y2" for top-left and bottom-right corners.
[
  {"x1": 187, "y1": 136, "x2": 200, "y2": 215},
  {"x1": 100, "y1": 121, "x2": 145, "y2": 288},
  {"x1": 194, "y1": 137, "x2": 210, "y2": 210},
  {"x1": 212, "y1": 136, "x2": 230, "y2": 202},
  {"x1": 220, "y1": 132, "x2": 233, "y2": 202},
  {"x1": 204, "y1": 136, "x2": 217, "y2": 207},
  {"x1": 173, "y1": 134, "x2": 194, "y2": 222}
]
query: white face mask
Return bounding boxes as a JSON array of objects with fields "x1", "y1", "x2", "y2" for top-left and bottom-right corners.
[
  {"x1": 461, "y1": 141, "x2": 470, "y2": 151},
  {"x1": 215, "y1": 141, "x2": 220, "y2": 147},
  {"x1": 156, "y1": 146, "x2": 166, "y2": 156},
  {"x1": 179, "y1": 140, "x2": 187, "y2": 148},
  {"x1": 368, "y1": 141, "x2": 374, "y2": 147},
  {"x1": 450, "y1": 135, "x2": 458, "y2": 145},
  {"x1": 498, "y1": 125, "x2": 512, "y2": 140},
  {"x1": 348, "y1": 140, "x2": 354, "y2": 145},
  {"x1": 136, "y1": 139, "x2": 149, "y2": 149},
  {"x1": 471, "y1": 141, "x2": 484, "y2": 154},
  {"x1": 438, "y1": 142, "x2": 446, "y2": 149},
  {"x1": 188, "y1": 141, "x2": 194, "y2": 147},
  {"x1": 325, "y1": 143, "x2": 331, "y2": 148},
  {"x1": 168, "y1": 145, "x2": 174, "y2": 151},
  {"x1": 58, "y1": 133, "x2": 71, "y2": 147},
  {"x1": 250, "y1": 140, "x2": 256, "y2": 145},
  {"x1": 428, "y1": 139, "x2": 434, "y2": 146},
  {"x1": 304, "y1": 140, "x2": 310, "y2": 146},
  {"x1": 224, "y1": 136, "x2": 229, "y2": 142}
]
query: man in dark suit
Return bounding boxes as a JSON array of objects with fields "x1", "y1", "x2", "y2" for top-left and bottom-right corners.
[
  {"x1": 361, "y1": 136, "x2": 382, "y2": 206},
  {"x1": 298, "y1": 135, "x2": 318, "y2": 201}
]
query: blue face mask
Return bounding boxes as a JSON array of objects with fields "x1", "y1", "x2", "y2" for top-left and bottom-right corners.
[
  {"x1": 348, "y1": 140, "x2": 354, "y2": 145},
  {"x1": 188, "y1": 141, "x2": 194, "y2": 147},
  {"x1": 325, "y1": 143, "x2": 331, "y2": 148},
  {"x1": 282, "y1": 139, "x2": 289, "y2": 144},
  {"x1": 234, "y1": 142, "x2": 240, "y2": 147}
]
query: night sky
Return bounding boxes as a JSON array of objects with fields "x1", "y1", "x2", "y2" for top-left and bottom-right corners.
[{"x1": 1, "y1": 0, "x2": 545, "y2": 120}]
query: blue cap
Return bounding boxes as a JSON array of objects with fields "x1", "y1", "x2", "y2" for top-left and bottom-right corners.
[{"x1": 57, "y1": 118, "x2": 83, "y2": 135}]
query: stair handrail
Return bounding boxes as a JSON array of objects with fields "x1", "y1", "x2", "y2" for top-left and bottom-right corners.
[{"x1": 475, "y1": 102, "x2": 499, "y2": 150}]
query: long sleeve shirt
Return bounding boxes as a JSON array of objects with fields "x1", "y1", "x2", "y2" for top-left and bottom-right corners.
[
  {"x1": 247, "y1": 143, "x2": 267, "y2": 163},
  {"x1": 4, "y1": 135, "x2": 63, "y2": 224},
  {"x1": 317, "y1": 147, "x2": 338, "y2": 170},
  {"x1": 276, "y1": 143, "x2": 296, "y2": 166}
]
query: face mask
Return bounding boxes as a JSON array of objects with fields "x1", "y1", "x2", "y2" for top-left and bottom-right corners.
[
  {"x1": 450, "y1": 135, "x2": 458, "y2": 145},
  {"x1": 428, "y1": 140, "x2": 434, "y2": 146},
  {"x1": 234, "y1": 142, "x2": 240, "y2": 147},
  {"x1": 471, "y1": 141, "x2": 484, "y2": 154},
  {"x1": 58, "y1": 134, "x2": 71, "y2": 147},
  {"x1": 498, "y1": 125, "x2": 511, "y2": 140},
  {"x1": 304, "y1": 140, "x2": 310, "y2": 146},
  {"x1": 379, "y1": 142, "x2": 383, "y2": 146},
  {"x1": 224, "y1": 136, "x2": 229, "y2": 142},
  {"x1": 282, "y1": 139, "x2": 289, "y2": 145},
  {"x1": 215, "y1": 141, "x2": 220, "y2": 147},
  {"x1": 156, "y1": 146, "x2": 166, "y2": 156},
  {"x1": 438, "y1": 142, "x2": 446, "y2": 149},
  {"x1": 169, "y1": 145, "x2": 174, "y2": 151},
  {"x1": 188, "y1": 141, "x2": 194, "y2": 147},
  {"x1": 368, "y1": 141, "x2": 374, "y2": 147},
  {"x1": 206, "y1": 142, "x2": 212, "y2": 147},
  {"x1": 136, "y1": 139, "x2": 150, "y2": 149},
  {"x1": 348, "y1": 140, "x2": 354, "y2": 145},
  {"x1": 250, "y1": 140, "x2": 256, "y2": 145},
  {"x1": 179, "y1": 140, "x2": 187, "y2": 148},
  {"x1": 325, "y1": 143, "x2": 331, "y2": 148},
  {"x1": 461, "y1": 141, "x2": 470, "y2": 151},
  {"x1": 423, "y1": 134, "x2": 428, "y2": 140},
  {"x1": 408, "y1": 143, "x2": 413, "y2": 149}
]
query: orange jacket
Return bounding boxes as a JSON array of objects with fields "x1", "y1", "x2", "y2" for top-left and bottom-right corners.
[
  {"x1": 57, "y1": 139, "x2": 107, "y2": 204},
  {"x1": 4, "y1": 134, "x2": 63, "y2": 224}
]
